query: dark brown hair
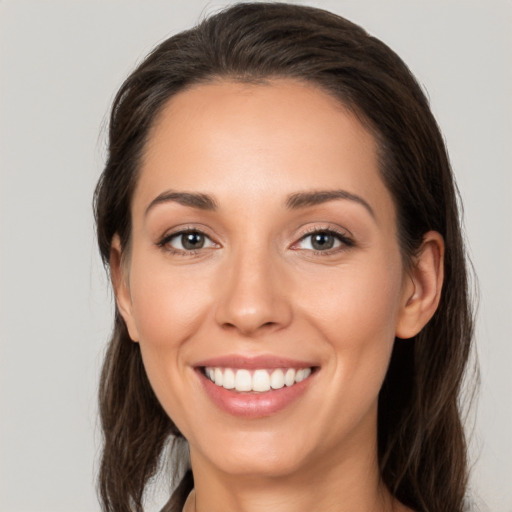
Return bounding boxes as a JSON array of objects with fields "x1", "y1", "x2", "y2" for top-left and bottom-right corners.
[{"x1": 94, "y1": 3, "x2": 475, "y2": 511}]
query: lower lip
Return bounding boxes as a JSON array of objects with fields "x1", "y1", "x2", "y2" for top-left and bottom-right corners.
[{"x1": 197, "y1": 370, "x2": 315, "y2": 418}]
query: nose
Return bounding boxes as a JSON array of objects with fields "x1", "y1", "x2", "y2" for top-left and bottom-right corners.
[{"x1": 214, "y1": 247, "x2": 293, "y2": 337}]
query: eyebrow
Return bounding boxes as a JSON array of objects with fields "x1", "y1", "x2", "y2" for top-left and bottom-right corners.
[
  {"x1": 145, "y1": 188, "x2": 374, "y2": 218},
  {"x1": 145, "y1": 190, "x2": 218, "y2": 216},
  {"x1": 286, "y1": 190, "x2": 375, "y2": 218}
]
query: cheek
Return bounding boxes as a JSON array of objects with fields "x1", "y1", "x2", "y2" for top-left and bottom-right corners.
[
  {"x1": 300, "y1": 257, "x2": 404, "y2": 342},
  {"x1": 129, "y1": 262, "x2": 212, "y2": 348},
  {"x1": 297, "y1": 255, "x2": 404, "y2": 404},
  {"x1": 126, "y1": 260, "x2": 214, "y2": 414}
]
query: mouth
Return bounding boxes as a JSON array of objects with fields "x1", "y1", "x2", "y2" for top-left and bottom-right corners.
[
  {"x1": 201, "y1": 366, "x2": 314, "y2": 393},
  {"x1": 194, "y1": 356, "x2": 318, "y2": 418}
]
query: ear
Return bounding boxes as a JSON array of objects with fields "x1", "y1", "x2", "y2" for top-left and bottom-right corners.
[
  {"x1": 110, "y1": 235, "x2": 140, "y2": 342},
  {"x1": 395, "y1": 231, "x2": 445, "y2": 339}
]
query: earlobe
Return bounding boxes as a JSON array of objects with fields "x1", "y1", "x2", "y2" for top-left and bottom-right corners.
[
  {"x1": 395, "y1": 231, "x2": 444, "y2": 339},
  {"x1": 110, "y1": 235, "x2": 140, "y2": 342}
]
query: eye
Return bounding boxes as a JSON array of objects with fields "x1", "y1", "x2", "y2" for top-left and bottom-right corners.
[
  {"x1": 159, "y1": 230, "x2": 217, "y2": 253},
  {"x1": 294, "y1": 229, "x2": 353, "y2": 252}
]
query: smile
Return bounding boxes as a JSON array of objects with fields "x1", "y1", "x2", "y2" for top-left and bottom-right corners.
[
  {"x1": 203, "y1": 367, "x2": 313, "y2": 393},
  {"x1": 196, "y1": 357, "x2": 318, "y2": 417}
]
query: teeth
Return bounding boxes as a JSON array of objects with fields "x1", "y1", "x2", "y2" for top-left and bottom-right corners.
[
  {"x1": 253, "y1": 370, "x2": 271, "y2": 392},
  {"x1": 204, "y1": 366, "x2": 313, "y2": 392},
  {"x1": 270, "y1": 369, "x2": 285, "y2": 390},
  {"x1": 222, "y1": 368, "x2": 235, "y2": 390},
  {"x1": 284, "y1": 368, "x2": 295, "y2": 387},
  {"x1": 235, "y1": 369, "x2": 252, "y2": 391}
]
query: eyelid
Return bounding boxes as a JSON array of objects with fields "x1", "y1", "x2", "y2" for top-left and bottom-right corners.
[
  {"x1": 291, "y1": 225, "x2": 355, "y2": 253},
  {"x1": 156, "y1": 224, "x2": 354, "y2": 256},
  {"x1": 157, "y1": 226, "x2": 219, "y2": 254}
]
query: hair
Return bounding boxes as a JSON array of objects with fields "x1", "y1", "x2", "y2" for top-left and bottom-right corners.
[{"x1": 94, "y1": 3, "x2": 475, "y2": 512}]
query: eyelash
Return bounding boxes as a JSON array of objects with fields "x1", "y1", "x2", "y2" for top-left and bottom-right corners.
[
  {"x1": 293, "y1": 227, "x2": 355, "y2": 255},
  {"x1": 157, "y1": 228, "x2": 217, "y2": 256},
  {"x1": 157, "y1": 227, "x2": 354, "y2": 256}
]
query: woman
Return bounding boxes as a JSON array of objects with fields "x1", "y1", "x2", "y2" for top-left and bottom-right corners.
[{"x1": 94, "y1": 3, "x2": 474, "y2": 511}]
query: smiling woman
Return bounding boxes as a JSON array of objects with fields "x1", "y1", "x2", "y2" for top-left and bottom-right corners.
[{"x1": 94, "y1": 3, "x2": 474, "y2": 512}]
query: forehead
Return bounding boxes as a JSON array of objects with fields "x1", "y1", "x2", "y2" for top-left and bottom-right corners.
[{"x1": 135, "y1": 79, "x2": 393, "y2": 223}]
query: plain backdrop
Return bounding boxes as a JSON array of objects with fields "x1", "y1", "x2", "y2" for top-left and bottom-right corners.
[{"x1": 0, "y1": 1, "x2": 511, "y2": 511}]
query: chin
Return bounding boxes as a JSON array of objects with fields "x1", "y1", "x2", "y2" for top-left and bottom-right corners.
[
  {"x1": 211, "y1": 451, "x2": 307, "y2": 480},
  {"x1": 189, "y1": 424, "x2": 325, "y2": 480}
]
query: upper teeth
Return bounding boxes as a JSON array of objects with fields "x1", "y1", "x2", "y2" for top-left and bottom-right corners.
[{"x1": 204, "y1": 367, "x2": 312, "y2": 392}]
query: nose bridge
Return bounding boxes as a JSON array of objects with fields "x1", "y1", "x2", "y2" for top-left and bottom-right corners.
[{"x1": 215, "y1": 237, "x2": 291, "y2": 336}]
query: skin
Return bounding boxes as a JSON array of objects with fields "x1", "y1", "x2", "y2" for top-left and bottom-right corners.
[{"x1": 112, "y1": 80, "x2": 443, "y2": 512}]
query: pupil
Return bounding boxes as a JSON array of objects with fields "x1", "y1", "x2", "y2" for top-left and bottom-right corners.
[
  {"x1": 182, "y1": 232, "x2": 204, "y2": 250},
  {"x1": 312, "y1": 233, "x2": 334, "y2": 250}
]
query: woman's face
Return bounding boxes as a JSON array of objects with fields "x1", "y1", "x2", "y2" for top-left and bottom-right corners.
[{"x1": 115, "y1": 80, "x2": 416, "y2": 480}]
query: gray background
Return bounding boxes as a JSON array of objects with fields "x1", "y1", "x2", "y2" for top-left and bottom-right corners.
[{"x1": 1, "y1": 1, "x2": 511, "y2": 510}]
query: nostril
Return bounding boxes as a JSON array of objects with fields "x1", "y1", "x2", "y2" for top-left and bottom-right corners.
[
  {"x1": 214, "y1": 276, "x2": 293, "y2": 335},
  {"x1": 220, "y1": 319, "x2": 280, "y2": 336}
]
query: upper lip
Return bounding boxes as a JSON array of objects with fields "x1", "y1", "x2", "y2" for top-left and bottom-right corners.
[{"x1": 194, "y1": 354, "x2": 317, "y2": 370}]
